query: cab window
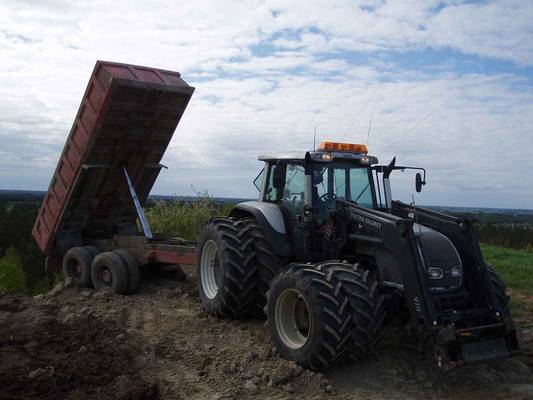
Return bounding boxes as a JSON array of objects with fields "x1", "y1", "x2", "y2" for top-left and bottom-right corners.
[{"x1": 265, "y1": 162, "x2": 306, "y2": 217}]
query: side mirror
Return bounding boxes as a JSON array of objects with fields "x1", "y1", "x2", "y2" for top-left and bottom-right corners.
[
  {"x1": 415, "y1": 172, "x2": 424, "y2": 193},
  {"x1": 272, "y1": 163, "x2": 287, "y2": 190}
]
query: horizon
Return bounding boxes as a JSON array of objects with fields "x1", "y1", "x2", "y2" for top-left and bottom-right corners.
[{"x1": 2, "y1": 188, "x2": 533, "y2": 213}]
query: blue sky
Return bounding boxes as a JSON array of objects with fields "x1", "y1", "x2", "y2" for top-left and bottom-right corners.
[{"x1": 0, "y1": 0, "x2": 532, "y2": 208}]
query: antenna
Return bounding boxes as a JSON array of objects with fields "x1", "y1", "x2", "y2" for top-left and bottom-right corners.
[
  {"x1": 366, "y1": 115, "x2": 373, "y2": 146},
  {"x1": 313, "y1": 125, "x2": 317, "y2": 150}
]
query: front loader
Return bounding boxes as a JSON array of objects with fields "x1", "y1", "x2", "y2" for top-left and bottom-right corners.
[{"x1": 197, "y1": 141, "x2": 519, "y2": 370}]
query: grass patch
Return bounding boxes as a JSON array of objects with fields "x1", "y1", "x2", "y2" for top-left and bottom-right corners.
[{"x1": 480, "y1": 243, "x2": 533, "y2": 293}]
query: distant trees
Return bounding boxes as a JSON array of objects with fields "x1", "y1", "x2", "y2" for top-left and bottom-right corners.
[
  {"x1": 0, "y1": 203, "x2": 46, "y2": 293},
  {"x1": 0, "y1": 247, "x2": 26, "y2": 292},
  {"x1": 477, "y1": 220, "x2": 533, "y2": 251}
]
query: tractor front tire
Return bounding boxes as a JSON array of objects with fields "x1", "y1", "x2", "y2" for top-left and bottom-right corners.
[
  {"x1": 320, "y1": 261, "x2": 386, "y2": 361},
  {"x1": 266, "y1": 265, "x2": 351, "y2": 370},
  {"x1": 487, "y1": 266, "x2": 510, "y2": 315},
  {"x1": 196, "y1": 218, "x2": 257, "y2": 318},
  {"x1": 62, "y1": 246, "x2": 97, "y2": 287}
]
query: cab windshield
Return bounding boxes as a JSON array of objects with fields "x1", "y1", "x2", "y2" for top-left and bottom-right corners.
[{"x1": 312, "y1": 163, "x2": 374, "y2": 209}]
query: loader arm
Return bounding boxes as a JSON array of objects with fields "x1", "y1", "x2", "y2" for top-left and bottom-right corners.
[
  {"x1": 335, "y1": 200, "x2": 438, "y2": 339},
  {"x1": 336, "y1": 199, "x2": 519, "y2": 367},
  {"x1": 391, "y1": 200, "x2": 503, "y2": 316}
]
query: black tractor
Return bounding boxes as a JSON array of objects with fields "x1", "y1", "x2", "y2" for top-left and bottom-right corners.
[{"x1": 197, "y1": 141, "x2": 519, "y2": 370}]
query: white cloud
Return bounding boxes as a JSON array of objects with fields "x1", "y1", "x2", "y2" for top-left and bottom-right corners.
[{"x1": 0, "y1": 0, "x2": 532, "y2": 208}]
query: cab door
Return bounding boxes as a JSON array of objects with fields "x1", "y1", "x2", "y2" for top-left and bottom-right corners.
[{"x1": 264, "y1": 161, "x2": 308, "y2": 259}]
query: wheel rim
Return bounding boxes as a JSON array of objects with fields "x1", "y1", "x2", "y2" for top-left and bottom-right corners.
[
  {"x1": 275, "y1": 288, "x2": 311, "y2": 349},
  {"x1": 200, "y1": 239, "x2": 220, "y2": 299},
  {"x1": 101, "y1": 267, "x2": 112, "y2": 286},
  {"x1": 67, "y1": 259, "x2": 82, "y2": 279}
]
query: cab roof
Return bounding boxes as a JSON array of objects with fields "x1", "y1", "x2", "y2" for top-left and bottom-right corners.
[{"x1": 258, "y1": 150, "x2": 378, "y2": 164}]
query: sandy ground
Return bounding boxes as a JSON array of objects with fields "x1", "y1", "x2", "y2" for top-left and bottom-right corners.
[{"x1": 1, "y1": 269, "x2": 532, "y2": 400}]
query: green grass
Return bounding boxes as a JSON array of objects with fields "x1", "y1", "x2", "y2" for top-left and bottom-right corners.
[{"x1": 480, "y1": 243, "x2": 533, "y2": 292}]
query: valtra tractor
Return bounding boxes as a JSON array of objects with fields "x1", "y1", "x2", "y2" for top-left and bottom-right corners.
[{"x1": 197, "y1": 141, "x2": 519, "y2": 370}]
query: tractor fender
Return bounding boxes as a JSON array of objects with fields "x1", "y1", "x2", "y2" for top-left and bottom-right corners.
[{"x1": 229, "y1": 201, "x2": 292, "y2": 257}]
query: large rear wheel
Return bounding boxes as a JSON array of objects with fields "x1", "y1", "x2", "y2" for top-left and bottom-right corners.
[
  {"x1": 239, "y1": 218, "x2": 286, "y2": 317},
  {"x1": 196, "y1": 218, "x2": 257, "y2": 318},
  {"x1": 266, "y1": 264, "x2": 351, "y2": 370}
]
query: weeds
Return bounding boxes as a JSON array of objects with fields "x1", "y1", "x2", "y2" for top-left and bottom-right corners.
[{"x1": 144, "y1": 196, "x2": 232, "y2": 240}]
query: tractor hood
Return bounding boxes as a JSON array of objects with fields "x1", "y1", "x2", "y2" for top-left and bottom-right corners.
[{"x1": 414, "y1": 224, "x2": 463, "y2": 291}]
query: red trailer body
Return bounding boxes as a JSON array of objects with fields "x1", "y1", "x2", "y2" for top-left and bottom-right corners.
[{"x1": 32, "y1": 61, "x2": 195, "y2": 271}]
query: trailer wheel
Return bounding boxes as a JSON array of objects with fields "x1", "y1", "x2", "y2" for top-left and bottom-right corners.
[
  {"x1": 85, "y1": 246, "x2": 100, "y2": 259},
  {"x1": 91, "y1": 251, "x2": 129, "y2": 294},
  {"x1": 240, "y1": 218, "x2": 286, "y2": 317},
  {"x1": 114, "y1": 249, "x2": 140, "y2": 294},
  {"x1": 266, "y1": 265, "x2": 351, "y2": 370},
  {"x1": 196, "y1": 218, "x2": 257, "y2": 318},
  {"x1": 320, "y1": 261, "x2": 386, "y2": 361},
  {"x1": 62, "y1": 247, "x2": 96, "y2": 287}
]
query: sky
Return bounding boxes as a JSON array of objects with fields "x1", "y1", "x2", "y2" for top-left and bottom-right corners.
[{"x1": 0, "y1": 0, "x2": 532, "y2": 209}]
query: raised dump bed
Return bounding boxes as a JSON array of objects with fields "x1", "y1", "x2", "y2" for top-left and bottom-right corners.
[{"x1": 32, "y1": 61, "x2": 196, "y2": 291}]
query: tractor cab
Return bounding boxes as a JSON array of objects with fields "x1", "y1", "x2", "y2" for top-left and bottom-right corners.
[{"x1": 256, "y1": 141, "x2": 378, "y2": 219}]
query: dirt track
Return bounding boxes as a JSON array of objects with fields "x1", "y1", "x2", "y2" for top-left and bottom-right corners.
[{"x1": 1, "y1": 269, "x2": 533, "y2": 400}]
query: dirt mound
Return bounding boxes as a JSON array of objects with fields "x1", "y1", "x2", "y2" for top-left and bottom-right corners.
[
  {"x1": 1, "y1": 274, "x2": 533, "y2": 400},
  {"x1": 0, "y1": 292, "x2": 156, "y2": 400}
]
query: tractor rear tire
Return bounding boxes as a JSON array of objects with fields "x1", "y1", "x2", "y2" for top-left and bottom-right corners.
[
  {"x1": 91, "y1": 251, "x2": 129, "y2": 294},
  {"x1": 62, "y1": 246, "x2": 96, "y2": 288},
  {"x1": 320, "y1": 261, "x2": 386, "y2": 361},
  {"x1": 240, "y1": 218, "x2": 286, "y2": 317},
  {"x1": 114, "y1": 249, "x2": 140, "y2": 294},
  {"x1": 196, "y1": 218, "x2": 257, "y2": 318},
  {"x1": 266, "y1": 264, "x2": 351, "y2": 370}
]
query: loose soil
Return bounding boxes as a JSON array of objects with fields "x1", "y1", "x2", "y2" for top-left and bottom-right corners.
[{"x1": 1, "y1": 269, "x2": 532, "y2": 400}]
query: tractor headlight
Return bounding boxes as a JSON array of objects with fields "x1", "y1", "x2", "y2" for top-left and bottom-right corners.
[
  {"x1": 451, "y1": 266, "x2": 462, "y2": 278},
  {"x1": 428, "y1": 268, "x2": 444, "y2": 280}
]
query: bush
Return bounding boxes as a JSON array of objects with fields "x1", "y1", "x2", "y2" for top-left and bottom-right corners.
[
  {"x1": 0, "y1": 247, "x2": 26, "y2": 292},
  {"x1": 144, "y1": 197, "x2": 229, "y2": 240}
]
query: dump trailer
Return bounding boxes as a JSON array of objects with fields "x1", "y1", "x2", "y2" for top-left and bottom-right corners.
[{"x1": 32, "y1": 61, "x2": 196, "y2": 293}]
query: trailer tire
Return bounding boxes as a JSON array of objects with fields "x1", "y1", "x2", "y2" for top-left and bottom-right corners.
[
  {"x1": 114, "y1": 249, "x2": 140, "y2": 294},
  {"x1": 240, "y1": 218, "x2": 286, "y2": 317},
  {"x1": 85, "y1": 246, "x2": 99, "y2": 259},
  {"x1": 91, "y1": 251, "x2": 129, "y2": 294},
  {"x1": 320, "y1": 261, "x2": 386, "y2": 361},
  {"x1": 266, "y1": 264, "x2": 351, "y2": 370},
  {"x1": 196, "y1": 218, "x2": 257, "y2": 318},
  {"x1": 62, "y1": 247, "x2": 95, "y2": 288}
]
